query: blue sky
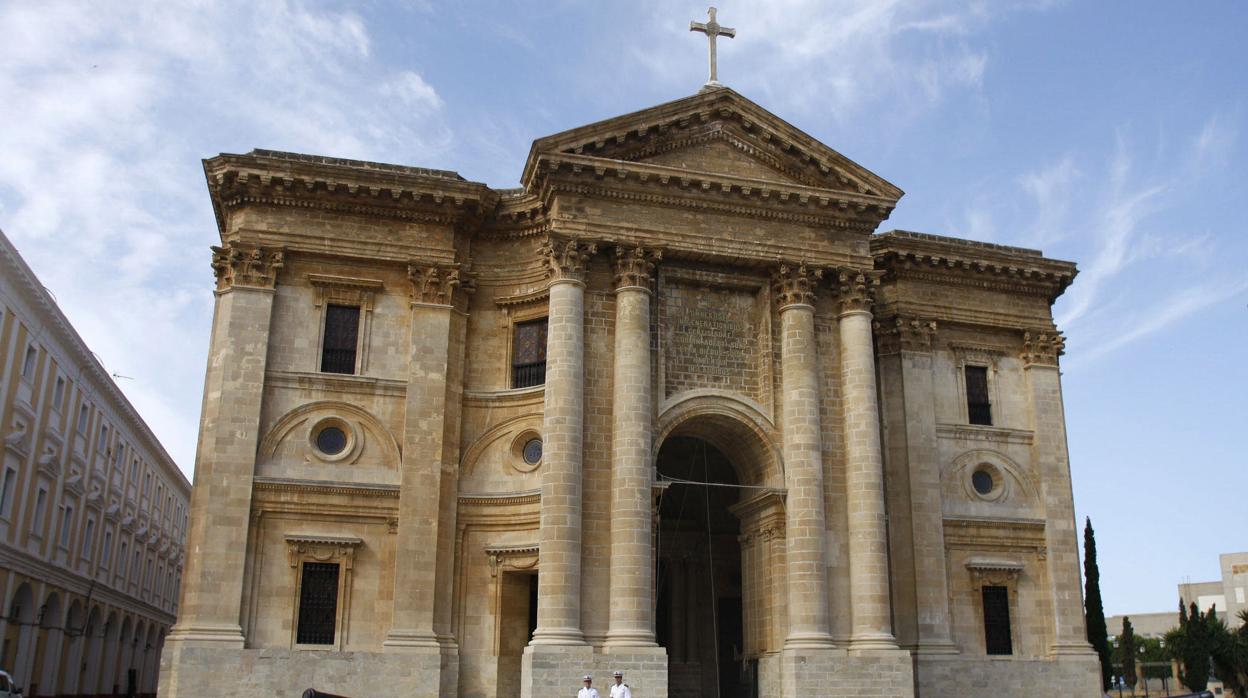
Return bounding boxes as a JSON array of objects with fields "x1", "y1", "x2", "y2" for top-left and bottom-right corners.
[{"x1": 0, "y1": 1, "x2": 1243, "y2": 617}]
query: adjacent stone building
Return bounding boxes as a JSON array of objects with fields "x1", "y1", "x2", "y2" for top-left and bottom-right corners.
[
  {"x1": 161, "y1": 87, "x2": 1100, "y2": 697},
  {"x1": 0, "y1": 230, "x2": 190, "y2": 697}
]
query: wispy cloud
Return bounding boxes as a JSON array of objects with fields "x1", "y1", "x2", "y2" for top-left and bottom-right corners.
[
  {"x1": 632, "y1": 0, "x2": 1051, "y2": 124},
  {"x1": 0, "y1": 0, "x2": 453, "y2": 473},
  {"x1": 990, "y1": 115, "x2": 1246, "y2": 363}
]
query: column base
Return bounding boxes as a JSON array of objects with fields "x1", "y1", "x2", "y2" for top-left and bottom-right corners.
[
  {"x1": 164, "y1": 622, "x2": 245, "y2": 648},
  {"x1": 1048, "y1": 640, "x2": 1097, "y2": 657},
  {"x1": 849, "y1": 630, "x2": 901, "y2": 652},
  {"x1": 529, "y1": 626, "x2": 586, "y2": 646},
  {"x1": 783, "y1": 630, "x2": 838, "y2": 650},
  {"x1": 603, "y1": 628, "x2": 658, "y2": 648},
  {"x1": 780, "y1": 646, "x2": 914, "y2": 697},
  {"x1": 383, "y1": 628, "x2": 442, "y2": 650}
]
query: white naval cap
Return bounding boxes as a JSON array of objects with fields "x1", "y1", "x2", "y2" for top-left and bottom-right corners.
[
  {"x1": 613, "y1": 671, "x2": 623, "y2": 677},
  {"x1": 583, "y1": 675, "x2": 593, "y2": 681}
]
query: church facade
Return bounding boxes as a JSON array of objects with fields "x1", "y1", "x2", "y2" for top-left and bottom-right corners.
[{"x1": 160, "y1": 88, "x2": 1101, "y2": 697}]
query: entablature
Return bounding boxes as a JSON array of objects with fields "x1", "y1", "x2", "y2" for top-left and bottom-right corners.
[
  {"x1": 872, "y1": 230, "x2": 1077, "y2": 304},
  {"x1": 204, "y1": 149, "x2": 494, "y2": 238},
  {"x1": 532, "y1": 153, "x2": 894, "y2": 234}
]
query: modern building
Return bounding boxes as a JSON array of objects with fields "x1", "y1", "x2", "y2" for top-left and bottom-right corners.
[
  {"x1": 161, "y1": 86, "x2": 1100, "y2": 697},
  {"x1": 0, "y1": 230, "x2": 191, "y2": 697},
  {"x1": 1108, "y1": 551, "x2": 1248, "y2": 640}
]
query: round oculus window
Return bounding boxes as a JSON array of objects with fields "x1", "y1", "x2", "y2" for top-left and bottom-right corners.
[
  {"x1": 316, "y1": 426, "x2": 348, "y2": 456},
  {"x1": 971, "y1": 469, "x2": 995, "y2": 496},
  {"x1": 522, "y1": 438, "x2": 543, "y2": 465}
]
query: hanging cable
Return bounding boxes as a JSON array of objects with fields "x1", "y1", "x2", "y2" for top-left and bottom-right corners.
[{"x1": 657, "y1": 474, "x2": 775, "y2": 491}]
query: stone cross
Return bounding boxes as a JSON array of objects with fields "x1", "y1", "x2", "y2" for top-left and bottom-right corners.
[{"x1": 690, "y1": 6, "x2": 736, "y2": 86}]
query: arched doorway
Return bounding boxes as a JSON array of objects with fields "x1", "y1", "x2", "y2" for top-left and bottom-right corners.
[{"x1": 656, "y1": 437, "x2": 750, "y2": 698}]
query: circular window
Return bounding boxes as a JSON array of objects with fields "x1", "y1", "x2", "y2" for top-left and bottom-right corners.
[
  {"x1": 522, "y1": 438, "x2": 543, "y2": 465},
  {"x1": 971, "y1": 468, "x2": 995, "y2": 496},
  {"x1": 316, "y1": 426, "x2": 348, "y2": 456}
]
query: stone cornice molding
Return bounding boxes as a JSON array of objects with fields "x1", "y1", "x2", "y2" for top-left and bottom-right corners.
[
  {"x1": 772, "y1": 261, "x2": 821, "y2": 309},
  {"x1": 203, "y1": 151, "x2": 493, "y2": 234},
  {"x1": 545, "y1": 182, "x2": 879, "y2": 233},
  {"x1": 612, "y1": 245, "x2": 662, "y2": 291},
  {"x1": 211, "y1": 242, "x2": 285, "y2": 292},
  {"x1": 485, "y1": 544, "x2": 539, "y2": 578},
  {"x1": 829, "y1": 266, "x2": 881, "y2": 315},
  {"x1": 872, "y1": 231, "x2": 1077, "y2": 303},
  {"x1": 965, "y1": 558, "x2": 1024, "y2": 587},
  {"x1": 407, "y1": 263, "x2": 475, "y2": 309},
  {"x1": 285, "y1": 534, "x2": 361, "y2": 570},
  {"x1": 253, "y1": 477, "x2": 400, "y2": 499},
  {"x1": 307, "y1": 274, "x2": 385, "y2": 312},
  {"x1": 541, "y1": 236, "x2": 598, "y2": 285},
  {"x1": 874, "y1": 315, "x2": 938, "y2": 354},
  {"x1": 457, "y1": 490, "x2": 542, "y2": 507},
  {"x1": 535, "y1": 155, "x2": 892, "y2": 232},
  {"x1": 1020, "y1": 328, "x2": 1065, "y2": 367}
]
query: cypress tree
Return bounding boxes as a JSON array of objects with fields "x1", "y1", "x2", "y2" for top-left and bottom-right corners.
[
  {"x1": 1122, "y1": 617, "x2": 1137, "y2": 688},
  {"x1": 1084, "y1": 517, "x2": 1112, "y2": 690}
]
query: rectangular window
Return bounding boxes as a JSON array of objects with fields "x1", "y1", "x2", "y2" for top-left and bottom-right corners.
[
  {"x1": 102, "y1": 529, "x2": 113, "y2": 567},
  {"x1": 296, "y1": 562, "x2": 340, "y2": 645},
  {"x1": 0, "y1": 467, "x2": 16, "y2": 518},
  {"x1": 143, "y1": 472, "x2": 151, "y2": 497},
  {"x1": 130, "y1": 459, "x2": 138, "y2": 481},
  {"x1": 60, "y1": 505, "x2": 74, "y2": 548},
  {"x1": 98, "y1": 424, "x2": 109, "y2": 451},
  {"x1": 81, "y1": 518, "x2": 95, "y2": 559},
  {"x1": 320, "y1": 305, "x2": 360, "y2": 374},
  {"x1": 77, "y1": 404, "x2": 89, "y2": 434},
  {"x1": 21, "y1": 344, "x2": 37, "y2": 380},
  {"x1": 511, "y1": 318, "x2": 548, "y2": 389},
  {"x1": 32, "y1": 488, "x2": 47, "y2": 535},
  {"x1": 132, "y1": 550, "x2": 140, "y2": 580},
  {"x1": 965, "y1": 366, "x2": 992, "y2": 426},
  {"x1": 119, "y1": 541, "x2": 128, "y2": 580},
  {"x1": 982, "y1": 585, "x2": 1013, "y2": 655},
  {"x1": 53, "y1": 377, "x2": 65, "y2": 411}
]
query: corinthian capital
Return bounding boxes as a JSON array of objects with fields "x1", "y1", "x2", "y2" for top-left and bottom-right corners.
[
  {"x1": 772, "y1": 262, "x2": 821, "y2": 309},
  {"x1": 541, "y1": 237, "x2": 598, "y2": 285},
  {"x1": 612, "y1": 245, "x2": 661, "y2": 291},
  {"x1": 830, "y1": 266, "x2": 880, "y2": 314},
  {"x1": 874, "y1": 315, "x2": 938, "y2": 354},
  {"x1": 1020, "y1": 328, "x2": 1065, "y2": 367},
  {"x1": 407, "y1": 263, "x2": 475, "y2": 308},
  {"x1": 211, "y1": 242, "x2": 284, "y2": 291}
]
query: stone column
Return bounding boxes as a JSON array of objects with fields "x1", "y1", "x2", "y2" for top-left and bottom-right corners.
[
  {"x1": 385, "y1": 265, "x2": 472, "y2": 660},
  {"x1": 530, "y1": 237, "x2": 596, "y2": 646},
  {"x1": 606, "y1": 245, "x2": 660, "y2": 648},
  {"x1": 832, "y1": 268, "x2": 898, "y2": 650},
  {"x1": 164, "y1": 243, "x2": 283, "y2": 650},
  {"x1": 1022, "y1": 329, "x2": 1093, "y2": 656},
  {"x1": 875, "y1": 315, "x2": 958, "y2": 654},
  {"x1": 773, "y1": 263, "x2": 836, "y2": 649}
]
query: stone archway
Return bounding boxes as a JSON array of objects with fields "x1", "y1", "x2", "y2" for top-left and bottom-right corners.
[
  {"x1": 35, "y1": 591, "x2": 63, "y2": 697},
  {"x1": 654, "y1": 400, "x2": 787, "y2": 698}
]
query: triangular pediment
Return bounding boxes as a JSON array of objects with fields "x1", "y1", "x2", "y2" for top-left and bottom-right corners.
[{"x1": 522, "y1": 87, "x2": 903, "y2": 203}]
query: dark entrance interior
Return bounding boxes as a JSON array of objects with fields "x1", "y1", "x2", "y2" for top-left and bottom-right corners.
[
  {"x1": 656, "y1": 437, "x2": 755, "y2": 698},
  {"x1": 496, "y1": 572, "x2": 538, "y2": 696}
]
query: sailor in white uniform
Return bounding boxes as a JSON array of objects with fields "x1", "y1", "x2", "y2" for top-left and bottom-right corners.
[
  {"x1": 577, "y1": 674, "x2": 600, "y2": 698},
  {"x1": 609, "y1": 670, "x2": 631, "y2": 698}
]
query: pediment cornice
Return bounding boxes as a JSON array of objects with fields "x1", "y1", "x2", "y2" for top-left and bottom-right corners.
[
  {"x1": 204, "y1": 150, "x2": 495, "y2": 234},
  {"x1": 522, "y1": 87, "x2": 903, "y2": 202}
]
